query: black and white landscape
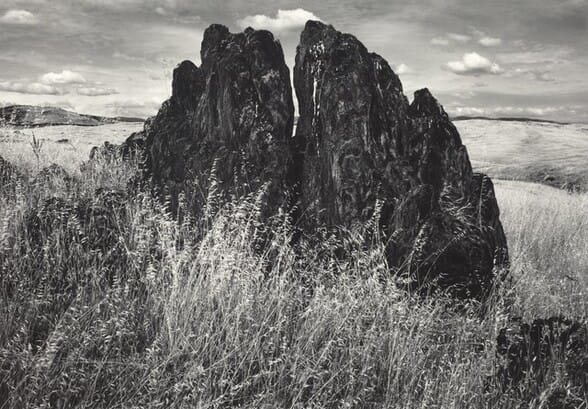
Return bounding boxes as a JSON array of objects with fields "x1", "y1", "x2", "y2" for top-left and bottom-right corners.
[{"x1": 0, "y1": 2, "x2": 587, "y2": 408}]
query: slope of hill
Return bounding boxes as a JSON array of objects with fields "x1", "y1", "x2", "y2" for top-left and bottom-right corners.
[
  {"x1": 456, "y1": 119, "x2": 588, "y2": 192},
  {"x1": 453, "y1": 115, "x2": 570, "y2": 125},
  {"x1": 0, "y1": 105, "x2": 143, "y2": 127}
]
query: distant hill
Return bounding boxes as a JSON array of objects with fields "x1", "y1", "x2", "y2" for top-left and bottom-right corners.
[
  {"x1": 0, "y1": 105, "x2": 144, "y2": 128},
  {"x1": 456, "y1": 118, "x2": 588, "y2": 192},
  {"x1": 452, "y1": 115, "x2": 570, "y2": 126}
]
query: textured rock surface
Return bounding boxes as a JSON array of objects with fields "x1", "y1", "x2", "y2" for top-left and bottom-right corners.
[
  {"x1": 144, "y1": 25, "x2": 295, "y2": 213},
  {"x1": 496, "y1": 317, "x2": 588, "y2": 401},
  {"x1": 90, "y1": 130, "x2": 146, "y2": 162},
  {"x1": 142, "y1": 21, "x2": 508, "y2": 298},
  {"x1": 293, "y1": 21, "x2": 508, "y2": 298}
]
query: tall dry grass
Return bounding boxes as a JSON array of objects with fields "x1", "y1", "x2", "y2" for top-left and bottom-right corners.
[
  {"x1": 0, "y1": 149, "x2": 585, "y2": 408},
  {"x1": 495, "y1": 180, "x2": 588, "y2": 318}
]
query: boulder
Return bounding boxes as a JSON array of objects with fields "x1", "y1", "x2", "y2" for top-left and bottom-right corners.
[
  {"x1": 144, "y1": 25, "x2": 295, "y2": 214},
  {"x1": 292, "y1": 21, "x2": 508, "y2": 298},
  {"x1": 89, "y1": 130, "x2": 146, "y2": 162},
  {"x1": 89, "y1": 141, "x2": 120, "y2": 162},
  {"x1": 141, "y1": 21, "x2": 508, "y2": 298}
]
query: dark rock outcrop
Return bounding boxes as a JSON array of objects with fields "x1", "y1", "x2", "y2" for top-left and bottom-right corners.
[
  {"x1": 90, "y1": 130, "x2": 146, "y2": 162},
  {"x1": 496, "y1": 317, "x2": 588, "y2": 402},
  {"x1": 144, "y1": 25, "x2": 294, "y2": 214},
  {"x1": 141, "y1": 21, "x2": 508, "y2": 299},
  {"x1": 292, "y1": 21, "x2": 508, "y2": 298}
]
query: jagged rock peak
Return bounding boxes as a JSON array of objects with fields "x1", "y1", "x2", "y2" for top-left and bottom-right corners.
[
  {"x1": 140, "y1": 21, "x2": 508, "y2": 300},
  {"x1": 171, "y1": 60, "x2": 203, "y2": 111},
  {"x1": 200, "y1": 24, "x2": 287, "y2": 74},
  {"x1": 409, "y1": 88, "x2": 449, "y2": 119},
  {"x1": 144, "y1": 23, "x2": 294, "y2": 214},
  {"x1": 293, "y1": 21, "x2": 508, "y2": 299}
]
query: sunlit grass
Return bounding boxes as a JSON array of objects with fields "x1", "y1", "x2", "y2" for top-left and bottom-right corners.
[{"x1": 0, "y1": 141, "x2": 586, "y2": 408}]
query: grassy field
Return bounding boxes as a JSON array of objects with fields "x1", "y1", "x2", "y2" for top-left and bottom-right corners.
[
  {"x1": 456, "y1": 119, "x2": 588, "y2": 191},
  {"x1": 0, "y1": 123, "x2": 142, "y2": 176},
  {"x1": 0, "y1": 125, "x2": 586, "y2": 408}
]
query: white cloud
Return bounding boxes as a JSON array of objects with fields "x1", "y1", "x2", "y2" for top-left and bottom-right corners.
[
  {"x1": 77, "y1": 86, "x2": 119, "y2": 96},
  {"x1": 447, "y1": 33, "x2": 471, "y2": 43},
  {"x1": 40, "y1": 70, "x2": 86, "y2": 85},
  {"x1": 446, "y1": 52, "x2": 502, "y2": 75},
  {"x1": 0, "y1": 9, "x2": 38, "y2": 25},
  {"x1": 0, "y1": 81, "x2": 67, "y2": 95},
  {"x1": 104, "y1": 98, "x2": 163, "y2": 117},
  {"x1": 509, "y1": 67, "x2": 556, "y2": 82},
  {"x1": 237, "y1": 9, "x2": 321, "y2": 32},
  {"x1": 479, "y1": 36, "x2": 502, "y2": 47},
  {"x1": 431, "y1": 33, "x2": 470, "y2": 46},
  {"x1": 155, "y1": 7, "x2": 167, "y2": 16},
  {"x1": 394, "y1": 63, "x2": 411, "y2": 75},
  {"x1": 431, "y1": 37, "x2": 450, "y2": 46},
  {"x1": 449, "y1": 105, "x2": 564, "y2": 118}
]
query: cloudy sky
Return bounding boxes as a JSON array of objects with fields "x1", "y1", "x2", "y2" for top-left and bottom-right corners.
[{"x1": 1, "y1": 0, "x2": 587, "y2": 122}]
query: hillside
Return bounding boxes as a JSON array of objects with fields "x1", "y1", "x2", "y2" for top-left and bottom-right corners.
[
  {"x1": 456, "y1": 118, "x2": 588, "y2": 191},
  {"x1": 0, "y1": 105, "x2": 143, "y2": 128}
]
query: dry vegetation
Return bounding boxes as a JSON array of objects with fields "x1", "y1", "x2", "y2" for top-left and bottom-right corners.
[
  {"x1": 0, "y1": 135, "x2": 586, "y2": 408},
  {"x1": 457, "y1": 119, "x2": 588, "y2": 192}
]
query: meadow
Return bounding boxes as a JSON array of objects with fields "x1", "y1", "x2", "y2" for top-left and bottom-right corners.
[
  {"x1": 457, "y1": 119, "x2": 588, "y2": 192},
  {"x1": 0, "y1": 124, "x2": 586, "y2": 408}
]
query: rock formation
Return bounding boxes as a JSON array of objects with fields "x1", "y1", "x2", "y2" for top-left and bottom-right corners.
[
  {"x1": 141, "y1": 21, "x2": 509, "y2": 299},
  {"x1": 292, "y1": 21, "x2": 508, "y2": 298},
  {"x1": 90, "y1": 130, "x2": 146, "y2": 162},
  {"x1": 144, "y1": 25, "x2": 295, "y2": 214}
]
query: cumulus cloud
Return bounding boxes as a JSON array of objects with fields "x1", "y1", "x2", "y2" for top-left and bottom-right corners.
[
  {"x1": 237, "y1": 9, "x2": 321, "y2": 32},
  {"x1": 446, "y1": 52, "x2": 502, "y2": 75},
  {"x1": 431, "y1": 37, "x2": 450, "y2": 46},
  {"x1": 154, "y1": 7, "x2": 167, "y2": 16},
  {"x1": 449, "y1": 105, "x2": 564, "y2": 118},
  {"x1": 510, "y1": 67, "x2": 556, "y2": 82},
  {"x1": 394, "y1": 63, "x2": 412, "y2": 74},
  {"x1": 77, "y1": 86, "x2": 119, "y2": 96},
  {"x1": 0, "y1": 9, "x2": 38, "y2": 25},
  {"x1": 479, "y1": 36, "x2": 502, "y2": 47},
  {"x1": 104, "y1": 98, "x2": 163, "y2": 117},
  {"x1": 40, "y1": 70, "x2": 86, "y2": 85},
  {"x1": 431, "y1": 33, "x2": 471, "y2": 46},
  {"x1": 447, "y1": 33, "x2": 471, "y2": 43},
  {"x1": 0, "y1": 81, "x2": 67, "y2": 95}
]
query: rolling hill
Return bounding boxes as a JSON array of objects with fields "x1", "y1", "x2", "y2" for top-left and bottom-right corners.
[
  {"x1": 0, "y1": 105, "x2": 143, "y2": 127},
  {"x1": 455, "y1": 118, "x2": 588, "y2": 192}
]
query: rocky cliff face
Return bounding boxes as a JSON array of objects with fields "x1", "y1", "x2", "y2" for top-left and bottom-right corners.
[
  {"x1": 293, "y1": 21, "x2": 508, "y2": 298},
  {"x1": 144, "y1": 25, "x2": 294, "y2": 214},
  {"x1": 143, "y1": 21, "x2": 508, "y2": 299}
]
